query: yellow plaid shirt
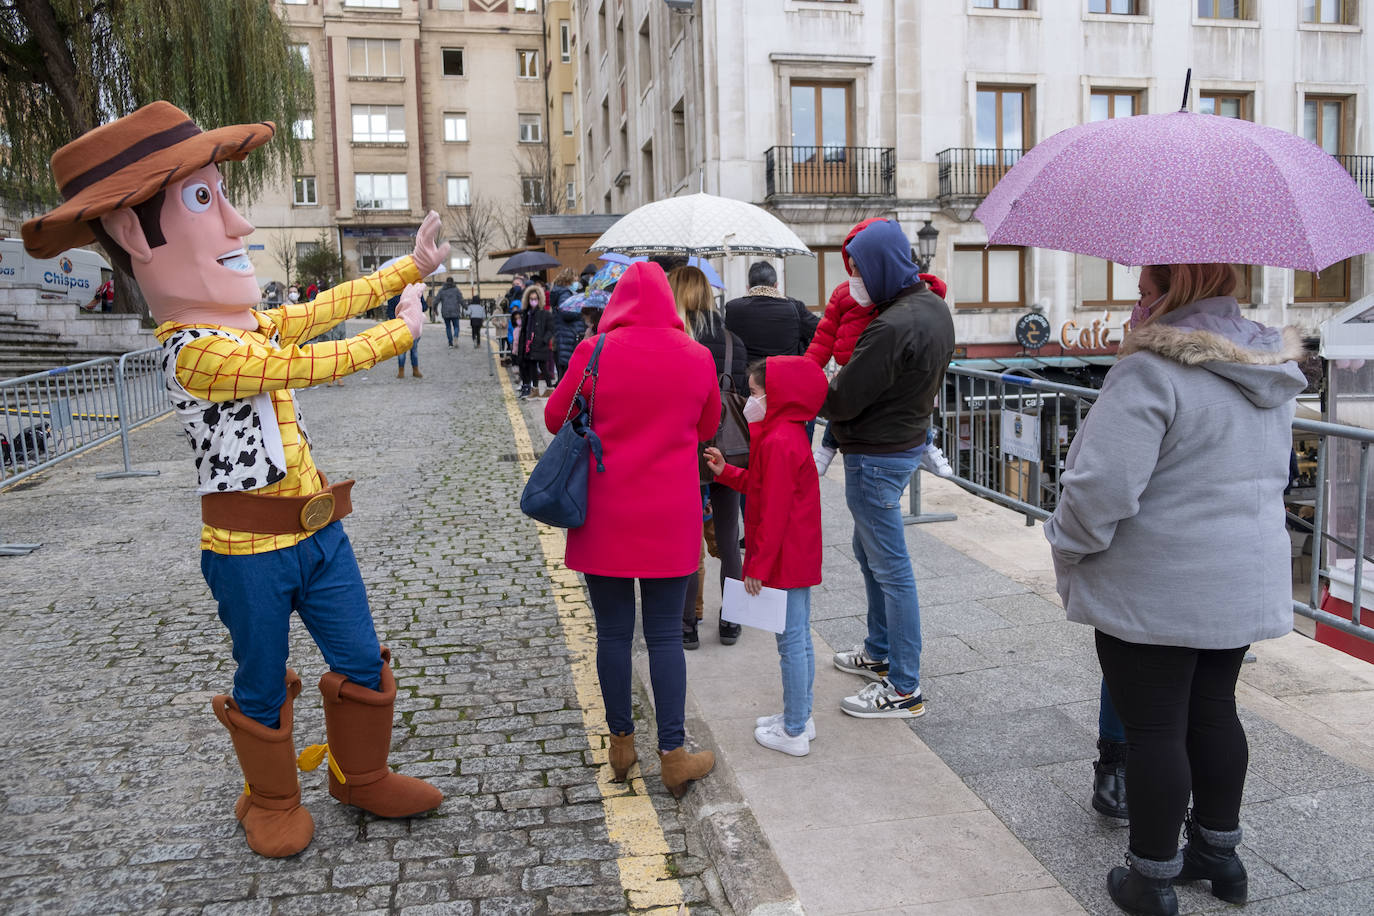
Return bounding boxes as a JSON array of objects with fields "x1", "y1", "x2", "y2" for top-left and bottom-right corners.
[{"x1": 156, "y1": 257, "x2": 420, "y2": 555}]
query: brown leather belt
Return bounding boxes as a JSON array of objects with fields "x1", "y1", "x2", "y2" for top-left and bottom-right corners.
[{"x1": 201, "y1": 473, "x2": 355, "y2": 536}]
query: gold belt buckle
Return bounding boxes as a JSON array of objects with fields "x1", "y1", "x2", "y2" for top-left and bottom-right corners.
[{"x1": 300, "y1": 491, "x2": 336, "y2": 533}]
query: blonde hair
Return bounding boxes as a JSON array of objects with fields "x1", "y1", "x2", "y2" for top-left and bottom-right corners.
[
  {"x1": 1140, "y1": 263, "x2": 1241, "y2": 324},
  {"x1": 554, "y1": 268, "x2": 576, "y2": 286},
  {"x1": 667, "y1": 265, "x2": 717, "y2": 338}
]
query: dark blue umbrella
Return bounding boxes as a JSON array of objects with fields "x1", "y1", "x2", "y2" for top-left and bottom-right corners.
[{"x1": 497, "y1": 250, "x2": 563, "y2": 275}]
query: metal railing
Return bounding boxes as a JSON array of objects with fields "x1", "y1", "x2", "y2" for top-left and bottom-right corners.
[
  {"x1": 928, "y1": 365, "x2": 1374, "y2": 645},
  {"x1": 936, "y1": 147, "x2": 1026, "y2": 199},
  {"x1": 1334, "y1": 154, "x2": 1374, "y2": 204},
  {"x1": 1, "y1": 347, "x2": 166, "y2": 491},
  {"x1": 764, "y1": 146, "x2": 896, "y2": 198}
]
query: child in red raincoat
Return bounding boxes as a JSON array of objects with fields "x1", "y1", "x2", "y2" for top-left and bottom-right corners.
[{"x1": 705, "y1": 355, "x2": 828, "y2": 757}]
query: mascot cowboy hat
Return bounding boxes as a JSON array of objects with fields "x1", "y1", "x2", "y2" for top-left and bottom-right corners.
[{"x1": 22, "y1": 101, "x2": 275, "y2": 259}]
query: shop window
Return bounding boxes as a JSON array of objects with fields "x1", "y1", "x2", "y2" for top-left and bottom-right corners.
[{"x1": 954, "y1": 245, "x2": 1024, "y2": 308}]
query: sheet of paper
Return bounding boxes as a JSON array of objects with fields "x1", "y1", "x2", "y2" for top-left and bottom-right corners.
[{"x1": 721, "y1": 578, "x2": 787, "y2": 634}]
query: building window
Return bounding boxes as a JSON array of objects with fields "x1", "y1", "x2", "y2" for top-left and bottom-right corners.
[
  {"x1": 790, "y1": 81, "x2": 852, "y2": 151},
  {"x1": 1303, "y1": 96, "x2": 1346, "y2": 155},
  {"x1": 293, "y1": 176, "x2": 318, "y2": 206},
  {"x1": 566, "y1": 179, "x2": 577, "y2": 209},
  {"x1": 518, "y1": 49, "x2": 540, "y2": 79},
  {"x1": 518, "y1": 113, "x2": 542, "y2": 143},
  {"x1": 442, "y1": 47, "x2": 465, "y2": 77},
  {"x1": 638, "y1": 16, "x2": 652, "y2": 91},
  {"x1": 521, "y1": 177, "x2": 545, "y2": 207},
  {"x1": 296, "y1": 242, "x2": 318, "y2": 262},
  {"x1": 1088, "y1": 89, "x2": 1138, "y2": 122},
  {"x1": 977, "y1": 86, "x2": 1028, "y2": 155},
  {"x1": 1089, "y1": 0, "x2": 1139, "y2": 12},
  {"x1": 351, "y1": 104, "x2": 405, "y2": 143},
  {"x1": 1196, "y1": 0, "x2": 1250, "y2": 19},
  {"x1": 1080, "y1": 257, "x2": 1136, "y2": 305},
  {"x1": 450, "y1": 254, "x2": 473, "y2": 272},
  {"x1": 1303, "y1": 0, "x2": 1355, "y2": 23},
  {"x1": 1295, "y1": 259, "x2": 1351, "y2": 302},
  {"x1": 293, "y1": 118, "x2": 314, "y2": 140},
  {"x1": 973, "y1": 0, "x2": 1028, "y2": 8},
  {"x1": 1199, "y1": 91, "x2": 1250, "y2": 120},
  {"x1": 344, "y1": 0, "x2": 401, "y2": 8},
  {"x1": 348, "y1": 38, "x2": 402, "y2": 77},
  {"x1": 954, "y1": 245, "x2": 1024, "y2": 308},
  {"x1": 514, "y1": 0, "x2": 538, "y2": 10},
  {"x1": 782, "y1": 248, "x2": 845, "y2": 310},
  {"x1": 355, "y1": 173, "x2": 408, "y2": 210},
  {"x1": 282, "y1": 0, "x2": 307, "y2": 4},
  {"x1": 437, "y1": 0, "x2": 463, "y2": 9},
  {"x1": 562, "y1": 94, "x2": 574, "y2": 135},
  {"x1": 290, "y1": 43, "x2": 310, "y2": 69},
  {"x1": 560, "y1": 20, "x2": 572, "y2": 62},
  {"x1": 443, "y1": 112, "x2": 468, "y2": 142},
  {"x1": 446, "y1": 176, "x2": 471, "y2": 207}
]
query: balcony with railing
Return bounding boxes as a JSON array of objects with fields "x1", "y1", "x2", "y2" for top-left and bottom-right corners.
[
  {"x1": 937, "y1": 147, "x2": 1026, "y2": 201},
  {"x1": 763, "y1": 146, "x2": 895, "y2": 198},
  {"x1": 1335, "y1": 154, "x2": 1374, "y2": 204}
]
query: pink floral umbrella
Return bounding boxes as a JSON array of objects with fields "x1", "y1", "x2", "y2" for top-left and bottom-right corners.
[{"x1": 974, "y1": 110, "x2": 1374, "y2": 272}]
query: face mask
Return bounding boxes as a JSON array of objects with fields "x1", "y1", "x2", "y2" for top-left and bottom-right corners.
[
  {"x1": 743, "y1": 395, "x2": 766, "y2": 424},
  {"x1": 849, "y1": 275, "x2": 872, "y2": 307},
  {"x1": 1130, "y1": 294, "x2": 1165, "y2": 328},
  {"x1": 287, "y1": 289, "x2": 299, "y2": 303}
]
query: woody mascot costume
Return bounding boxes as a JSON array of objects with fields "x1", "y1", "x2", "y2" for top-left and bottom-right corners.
[{"x1": 22, "y1": 102, "x2": 445, "y2": 857}]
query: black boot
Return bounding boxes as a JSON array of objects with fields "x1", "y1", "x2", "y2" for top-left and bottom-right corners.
[
  {"x1": 683, "y1": 625, "x2": 700, "y2": 651},
  {"x1": 1175, "y1": 811, "x2": 1247, "y2": 904},
  {"x1": 1107, "y1": 851, "x2": 1180, "y2": 916},
  {"x1": 1092, "y1": 738, "x2": 1129, "y2": 820},
  {"x1": 718, "y1": 621, "x2": 741, "y2": 646}
]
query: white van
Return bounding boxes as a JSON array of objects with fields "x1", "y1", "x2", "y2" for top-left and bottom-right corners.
[{"x1": 0, "y1": 238, "x2": 111, "y2": 298}]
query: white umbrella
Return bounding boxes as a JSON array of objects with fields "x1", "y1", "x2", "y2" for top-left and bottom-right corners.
[{"x1": 590, "y1": 193, "x2": 813, "y2": 258}]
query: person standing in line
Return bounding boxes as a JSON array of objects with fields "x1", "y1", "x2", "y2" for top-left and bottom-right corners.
[
  {"x1": 436, "y1": 277, "x2": 465, "y2": 348},
  {"x1": 724, "y1": 261, "x2": 819, "y2": 363},
  {"x1": 552, "y1": 269, "x2": 585, "y2": 380},
  {"x1": 1045, "y1": 263, "x2": 1306, "y2": 916},
  {"x1": 823, "y1": 219, "x2": 954, "y2": 720},
  {"x1": 467, "y1": 297, "x2": 486, "y2": 348},
  {"x1": 543, "y1": 262, "x2": 720, "y2": 798},
  {"x1": 517, "y1": 284, "x2": 556, "y2": 398},
  {"x1": 704, "y1": 355, "x2": 827, "y2": 757},
  {"x1": 387, "y1": 292, "x2": 424, "y2": 378}
]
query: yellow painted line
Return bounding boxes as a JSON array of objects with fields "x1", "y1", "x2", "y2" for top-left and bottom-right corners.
[{"x1": 491, "y1": 340, "x2": 686, "y2": 912}]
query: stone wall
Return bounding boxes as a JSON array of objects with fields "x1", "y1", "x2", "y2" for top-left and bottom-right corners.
[{"x1": 0, "y1": 285, "x2": 155, "y2": 353}]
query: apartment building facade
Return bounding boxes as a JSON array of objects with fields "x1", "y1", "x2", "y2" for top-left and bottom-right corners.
[
  {"x1": 244, "y1": 0, "x2": 549, "y2": 295},
  {"x1": 573, "y1": 0, "x2": 1373, "y2": 358}
]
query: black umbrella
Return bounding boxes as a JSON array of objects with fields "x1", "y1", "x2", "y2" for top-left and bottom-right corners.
[{"x1": 496, "y1": 250, "x2": 563, "y2": 275}]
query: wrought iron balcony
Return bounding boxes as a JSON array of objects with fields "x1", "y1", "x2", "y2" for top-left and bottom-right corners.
[
  {"x1": 1334, "y1": 155, "x2": 1374, "y2": 204},
  {"x1": 937, "y1": 147, "x2": 1026, "y2": 200},
  {"x1": 764, "y1": 146, "x2": 895, "y2": 198}
]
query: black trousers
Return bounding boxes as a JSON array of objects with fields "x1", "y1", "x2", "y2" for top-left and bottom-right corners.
[
  {"x1": 683, "y1": 483, "x2": 742, "y2": 629},
  {"x1": 1096, "y1": 630, "x2": 1249, "y2": 862}
]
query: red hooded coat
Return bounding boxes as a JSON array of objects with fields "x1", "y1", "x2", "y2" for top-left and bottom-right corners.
[
  {"x1": 715, "y1": 356, "x2": 827, "y2": 589},
  {"x1": 545, "y1": 263, "x2": 720, "y2": 577}
]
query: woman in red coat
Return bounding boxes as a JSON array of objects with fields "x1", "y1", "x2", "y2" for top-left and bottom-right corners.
[{"x1": 544, "y1": 262, "x2": 721, "y2": 797}]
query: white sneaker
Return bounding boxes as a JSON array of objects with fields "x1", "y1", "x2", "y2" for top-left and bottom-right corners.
[
  {"x1": 754, "y1": 712, "x2": 816, "y2": 740},
  {"x1": 814, "y1": 444, "x2": 837, "y2": 476},
  {"x1": 920, "y1": 444, "x2": 954, "y2": 477},
  {"x1": 840, "y1": 680, "x2": 926, "y2": 719},
  {"x1": 754, "y1": 721, "x2": 811, "y2": 757},
  {"x1": 832, "y1": 646, "x2": 890, "y2": 681}
]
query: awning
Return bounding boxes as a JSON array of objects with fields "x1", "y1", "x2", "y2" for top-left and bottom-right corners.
[{"x1": 950, "y1": 355, "x2": 1116, "y2": 371}]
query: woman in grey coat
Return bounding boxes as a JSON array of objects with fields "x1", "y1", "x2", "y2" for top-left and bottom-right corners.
[{"x1": 1044, "y1": 263, "x2": 1307, "y2": 916}]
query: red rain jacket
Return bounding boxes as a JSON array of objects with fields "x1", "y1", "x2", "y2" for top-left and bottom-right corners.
[{"x1": 715, "y1": 356, "x2": 827, "y2": 589}]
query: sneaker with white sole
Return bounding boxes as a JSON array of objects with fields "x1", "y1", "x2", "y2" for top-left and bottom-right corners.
[
  {"x1": 840, "y1": 680, "x2": 926, "y2": 719},
  {"x1": 814, "y1": 444, "x2": 838, "y2": 476},
  {"x1": 754, "y1": 712, "x2": 816, "y2": 740},
  {"x1": 754, "y1": 721, "x2": 811, "y2": 757},
  {"x1": 832, "y1": 646, "x2": 889, "y2": 681},
  {"x1": 920, "y1": 444, "x2": 955, "y2": 477}
]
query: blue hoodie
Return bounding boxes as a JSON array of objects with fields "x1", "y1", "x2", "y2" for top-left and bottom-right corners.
[{"x1": 844, "y1": 220, "x2": 922, "y2": 306}]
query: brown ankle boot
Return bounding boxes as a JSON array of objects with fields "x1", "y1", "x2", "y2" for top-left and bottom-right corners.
[
  {"x1": 412, "y1": 367, "x2": 423, "y2": 378},
  {"x1": 658, "y1": 746, "x2": 714, "y2": 798},
  {"x1": 396, "y1": 366, "x2": 405, "y2": 378},
  {"x1": 212, "y1": 671, "x2": 314, "y2": 858},
  {"x1": 609, "y1": 732, "x2": 637, "y2": 782},
  {"x1": 318, "y1": 647, "x2": 443, "y2": 818}
]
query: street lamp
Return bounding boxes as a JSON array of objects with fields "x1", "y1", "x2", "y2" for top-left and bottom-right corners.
[{"x1": 915, "y1": 219, "x2": 939, "y2": 273}]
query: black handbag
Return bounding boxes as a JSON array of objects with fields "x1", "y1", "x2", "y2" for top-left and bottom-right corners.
[{"x1": 520, "y1": 334, "x2": 606, "y2": 528}]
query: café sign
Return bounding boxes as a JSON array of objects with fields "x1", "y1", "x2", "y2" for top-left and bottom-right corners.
[{"x1": 1058, "y1": 311, "x2": 1130, "y2": 351}]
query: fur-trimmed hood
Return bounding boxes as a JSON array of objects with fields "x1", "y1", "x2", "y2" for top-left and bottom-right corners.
[{"x1": 1118, "y1": 296, "x2": 1309, "y2": 409}]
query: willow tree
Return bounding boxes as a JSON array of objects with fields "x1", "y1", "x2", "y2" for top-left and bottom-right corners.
[{"x1": 0, "y1": 0, "x2": 314, "y2": 313}]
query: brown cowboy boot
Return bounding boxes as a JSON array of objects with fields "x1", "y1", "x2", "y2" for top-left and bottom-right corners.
[
  {"x1": 212, "y1": 671, "x2": 314, "y2": 858},
  {"x1": 609, "y1": 732, "x2": 637, "y2": 782},
  {"x1": 658, "y1": 746, "x2": 715, "y2": 799},
  {"x1": 318, "y1": 647, "x2": 443, "y2": 818}
]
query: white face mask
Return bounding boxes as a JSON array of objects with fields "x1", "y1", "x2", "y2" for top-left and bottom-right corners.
[
  {"x1": 742, "y1": 395, "x2": 766, "y2": 424},
  {"x1": 849, "y1": 275, "x2": 872, "y2": 307}
]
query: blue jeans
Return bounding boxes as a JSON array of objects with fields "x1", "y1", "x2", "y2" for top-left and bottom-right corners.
[
  {"x1": 397, "y1": 341, "x2": 419, "y2": 368},
  {"x1": 443, "y1": 316, "x2": 462, "y2": 345},
  {"x1": 1099, "y1": 679, "x2": 1125, "y2": 742},
  {"x1": 200, "y1": 522, "x2": 382, "y2": 727},
  {"x1": 776, "y1": 587, "x2": 815, "y2": 736},
  {"x1": 584, "y1": 574, "x2": 691, "y2": 751},
  {"x1": 843, "y1": 447, "x2": 924, "y2": 695}
]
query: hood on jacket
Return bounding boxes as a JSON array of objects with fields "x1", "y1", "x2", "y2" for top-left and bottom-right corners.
[
  {"x1": 845, "y1": 219, "x2": 923, "y2": 306},
  {"x1": 598, "y1": 262, "x2": 685, "y2": 334},
  {"x1": 841, "y1": 217, "x2": 888, "y2": 276},
  {"x1": 763, "y1": 355, "x2": 829, "y2": 427},
  {"x1": 1119, "y1": 296, "x2": 1309, "y2": 409}
]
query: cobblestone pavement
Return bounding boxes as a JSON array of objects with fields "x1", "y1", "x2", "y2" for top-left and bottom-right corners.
[{"x1": 0, "y1": 328, "x2": 730, "y2": 915}]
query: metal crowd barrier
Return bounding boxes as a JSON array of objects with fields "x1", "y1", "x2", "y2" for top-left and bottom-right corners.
[{"x1": 924, "y1": 365, "x2": 1374, "y2": 645}]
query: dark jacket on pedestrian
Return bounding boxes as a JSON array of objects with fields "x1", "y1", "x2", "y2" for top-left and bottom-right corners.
[
  {"x1": 822, "y1": 219, "x2": 955, "y2": 454},
  {"x1": 437, "y1": 281, "x2": 464, "y2": 319},
  {"x1": 519, "y1": 295, "x2": 555, "y2": 357},
  {"x1": 724, "y1": 288, "x2": 819, "y2": 362},
  {"x1": 688, "y1": 310, "x2": 748, "y2": 393},
  {"x1": 549, "y1": 283, "x2": 573, "y2": 310},
  {"x1": 554, "y1": 307, "x2": 585, "y2": 371}
]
